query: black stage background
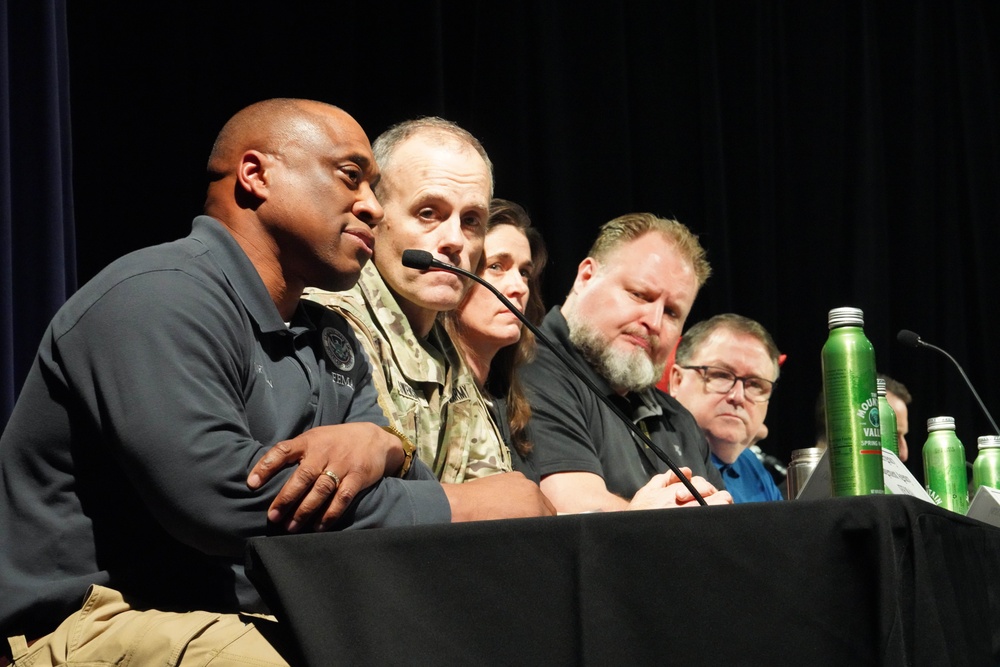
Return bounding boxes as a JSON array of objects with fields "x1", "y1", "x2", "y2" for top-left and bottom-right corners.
[{"x1": 9, "y1": 1, "x2": 1000, "y2": 479}]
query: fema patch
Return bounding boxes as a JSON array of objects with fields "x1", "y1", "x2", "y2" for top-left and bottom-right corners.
[{"x1": 322, "y1": 327, "x2": 355, "y2": 371}]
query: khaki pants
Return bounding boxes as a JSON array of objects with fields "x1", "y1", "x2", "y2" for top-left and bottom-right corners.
[{"x1": 6, "y1": 585, "x2": 290, "y2": 666}]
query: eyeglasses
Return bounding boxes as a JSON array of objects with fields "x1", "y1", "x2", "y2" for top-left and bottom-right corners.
[{"x1": 680, "y1": 365, "x2": 775, "y2": 402}]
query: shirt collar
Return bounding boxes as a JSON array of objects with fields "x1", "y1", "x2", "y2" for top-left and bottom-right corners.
[
  {"x1": 356, "y1": 263, "x2": 450, "y2": 384},
  {"x1": 631, "y1": 388, "x2": 664, "y2": 423},
  {"x1": 189, "y1": 216, "x2": 289, "y2": 334},
  {"x1": 544, "y1": 305, "x2": 664, "y2": 420},
  {"x1": 711, "y1": 452, "x2": 741, "y2": 478}
]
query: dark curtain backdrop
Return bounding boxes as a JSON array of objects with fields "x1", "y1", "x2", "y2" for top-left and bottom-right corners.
[
  {"x1": 5, "y1": 1, "x2": 1000, "y2": 478},
  {"x1": 1, "y1": 0, "x2": 76, "y2": 423}
]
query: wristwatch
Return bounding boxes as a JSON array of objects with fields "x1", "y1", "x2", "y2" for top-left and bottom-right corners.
[{"x1": 381, "y1": 424, "x2": 416, "y2": 478}]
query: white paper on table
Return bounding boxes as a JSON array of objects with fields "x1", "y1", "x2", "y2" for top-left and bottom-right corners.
[
  {"x1": 880, "y1": 448, "x2": 934, "y2": 503},
  {"x1": 966, "y1": 486, "x2": 1000, "y2": 527}
]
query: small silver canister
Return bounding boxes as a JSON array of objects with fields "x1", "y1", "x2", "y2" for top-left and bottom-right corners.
[{"x1": 786, "y1": 448, "x2": 825, "y2": 499}]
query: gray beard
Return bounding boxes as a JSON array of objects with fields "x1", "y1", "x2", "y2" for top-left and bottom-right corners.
[{"x1": 564, "y1": 308, "x2": 664, "y2": 394}]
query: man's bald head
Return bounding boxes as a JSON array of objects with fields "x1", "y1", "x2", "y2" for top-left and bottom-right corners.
[
  {"x1": 198, "y1": 99, "x2": 382, "y2": 316},
  {"x1": 206, "y1": 98, "x2": 346, "y2": 182}
]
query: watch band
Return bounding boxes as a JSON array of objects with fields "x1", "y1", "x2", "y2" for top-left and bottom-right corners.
[{"x1": 381, "y1": 424, "x2": 416, "y2": 478}]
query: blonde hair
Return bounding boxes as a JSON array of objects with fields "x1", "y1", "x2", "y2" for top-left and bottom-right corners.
[{"x1": 587, "y1": 212, "x2": 711, "y2": 287}]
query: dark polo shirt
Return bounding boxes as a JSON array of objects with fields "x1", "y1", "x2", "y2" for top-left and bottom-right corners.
[
  {"x1": 0, "y1": 216, "x2": 449, "y2": 640},
  {"x1": 521, "y1": 307, "x2": 724, "y2": 498}
]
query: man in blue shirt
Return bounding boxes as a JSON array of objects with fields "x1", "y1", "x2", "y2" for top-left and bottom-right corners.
[{"x1": 667, "y1": 314, "x2": 784, "y2": 503}]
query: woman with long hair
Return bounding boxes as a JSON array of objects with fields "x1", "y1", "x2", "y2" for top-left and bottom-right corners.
[{"x1": 443, "y1": 198, "x2": 548, "y2": 481}]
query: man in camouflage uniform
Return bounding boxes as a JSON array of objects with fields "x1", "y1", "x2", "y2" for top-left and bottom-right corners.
[{"x1": 305, "y1": 117, "x2": 511, "y2": 484}]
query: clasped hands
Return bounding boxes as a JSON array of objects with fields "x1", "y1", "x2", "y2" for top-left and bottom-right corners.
[
  {"x1": 246, "y1": 422, "x2": 404, "y2": 533},
  {"x1": 245, "y1": 423, "x2": 556, "y2": 532},
  {"x1": 628, "y1": 467, "x2": 733, "y2": 510}
]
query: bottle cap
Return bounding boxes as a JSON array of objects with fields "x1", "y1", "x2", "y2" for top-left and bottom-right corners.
[
  {"x1": 828, "y1": 307, "x2": 864, "y2": 329},
  {"x1": 790, "y1": 447, "x2": 824, "y2": 463},
  {"x1": 977, "y1": 435, "x2": 1000, "y2": 449},
  {"x1": 927, "y1": 416, "x2": 956, "y2": 432},
  {"x1": 876, "y1": 378, "x2": 886, "y2": 396}
]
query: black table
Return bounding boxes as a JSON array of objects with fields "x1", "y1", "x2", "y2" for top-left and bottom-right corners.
[{"x1": 246, "y1": 495, "x2": 1000, "y2": 666}]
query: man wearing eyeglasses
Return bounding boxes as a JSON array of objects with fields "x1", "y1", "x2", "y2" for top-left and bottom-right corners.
[
  {"x1": 521, "y1": 213, "x2": 732, "y2": 513},
  {"x1": 668, "y1": 314, "x2": 784, "y2": 503}
]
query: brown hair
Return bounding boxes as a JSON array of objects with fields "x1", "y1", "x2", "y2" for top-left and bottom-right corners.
[
  {"x1": 880, "y1": 374, "x2": 912, "y2": 404},
  {"x1": 444, "y1": 198, "x2": 547, "y2": 456},
  {"x1": 675, "y1": 313, "x2": 781, "y2": 378}
]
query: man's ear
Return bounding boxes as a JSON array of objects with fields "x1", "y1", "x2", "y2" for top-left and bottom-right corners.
[
  {"x1": 668, "y1": 364, "x2": 685, "y2": 395},
  {"x1": 571, "y1": 257, "x2": 598, "y2": 293},
  {"x1": 237, "y1": 150, "x2": 269, "y2": 200}
]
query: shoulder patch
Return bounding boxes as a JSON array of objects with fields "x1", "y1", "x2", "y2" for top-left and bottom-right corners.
[{"x1": 322, "y1": 327, "x2": 355, "y2": 371}]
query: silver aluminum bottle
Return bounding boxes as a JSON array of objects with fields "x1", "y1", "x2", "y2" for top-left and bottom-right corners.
[{"x1": 786, "y1": 447, "x2": 825, "y2": 499}]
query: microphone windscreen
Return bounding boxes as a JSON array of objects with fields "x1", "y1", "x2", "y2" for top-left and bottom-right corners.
[
  {"x1": 401, "y1": 249, "x2": 435, "y2": 270},
  {"x1": 897, "y1": 329, "x2": 922, "y2": 348}
]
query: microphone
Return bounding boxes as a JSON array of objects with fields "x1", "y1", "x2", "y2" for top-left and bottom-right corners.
[
  {"x1": 896, "y1": 329, "x2": 922, "y2": 349},
  {"x1": 402, "y1": 249, "x2": 709, "y2": 506},
  {"x1": 896, "y1": 329, "x2": 1000, "y2": 435},
  {"x1": 750, "y1": 444, "x2": 787, "y2": 478},
  {"x1": 401, "y1": 249, "x2": 438, "y2": 271}
]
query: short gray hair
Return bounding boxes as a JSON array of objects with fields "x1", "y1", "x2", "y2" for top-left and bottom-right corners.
[{"x1": 372, "y1": 117, "x2": 494, "y2": 200}]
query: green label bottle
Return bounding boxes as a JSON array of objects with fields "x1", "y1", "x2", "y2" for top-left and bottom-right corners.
[
  {"x1": 877, "y1": 378, "x2": 899, "y2": 457},
  {"x1": 971, "y1": 435, "x2": 1000, "y2": 497},
  {"x1": 821, "y1": 307, "x2": 884, "y2": 496},
  {"x1": 923, "y1": 416, "x2": 969, "y2": 514}
]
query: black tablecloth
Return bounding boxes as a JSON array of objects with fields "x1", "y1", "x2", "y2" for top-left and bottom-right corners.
[{"x1": 246, "y1": 495, "x2": 1000, "y2": 666}]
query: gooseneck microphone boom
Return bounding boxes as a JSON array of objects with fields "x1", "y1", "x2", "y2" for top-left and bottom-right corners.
[
  {"x1": 896, "y1": 329, "x2": 1000, "y2": 435},
  {"x1": 402, "y1": 249, "x2": 708, "y2": 506}
]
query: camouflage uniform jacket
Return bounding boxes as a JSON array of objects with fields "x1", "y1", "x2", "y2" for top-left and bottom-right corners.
[{"x1": 304, "y1": 264, "x2": 512, "y2": 483}]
